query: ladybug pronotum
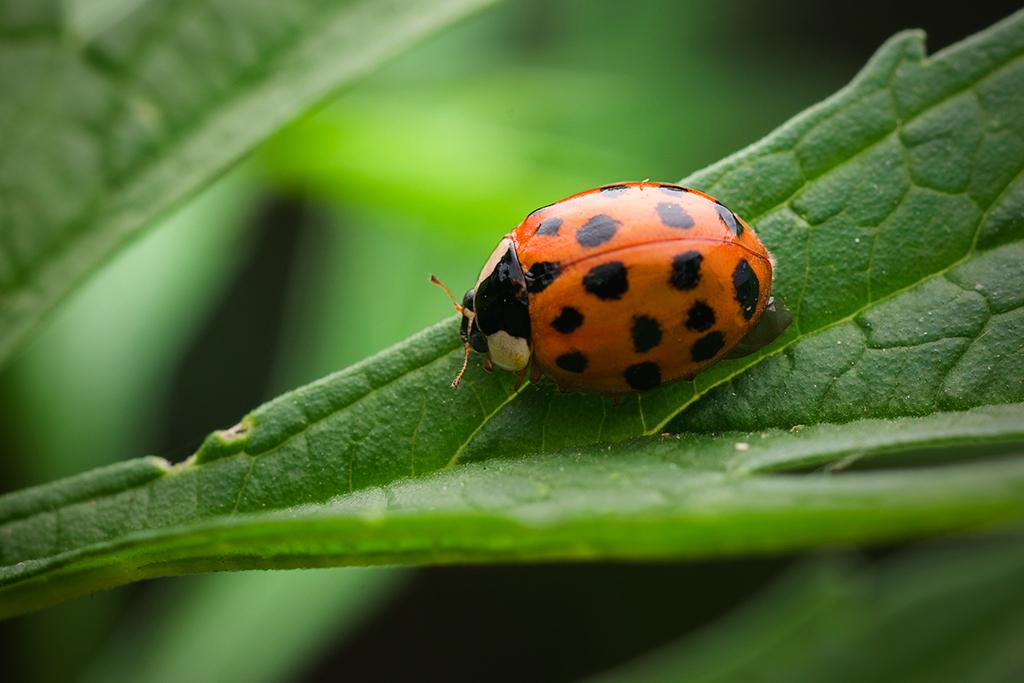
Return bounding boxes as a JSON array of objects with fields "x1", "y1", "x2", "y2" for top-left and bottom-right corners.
[{"x1": 433, "y1": 181, "x2": 790, "y2": 394}]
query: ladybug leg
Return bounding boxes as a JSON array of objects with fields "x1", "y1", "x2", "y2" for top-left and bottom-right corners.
[
  {"x1": 450, "y1": 342, "x2": 472, "y2": 389},
  {"x1": 483, "y1": 358, "x2": 494, "y2": 373},
  {"x1": 512, "y1": 357, "x2": 541, "y2": 390}
]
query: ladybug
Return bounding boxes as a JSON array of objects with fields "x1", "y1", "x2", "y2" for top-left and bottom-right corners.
[{"x1": 432, "y1": 181, "x2": 790, "y2": 394}]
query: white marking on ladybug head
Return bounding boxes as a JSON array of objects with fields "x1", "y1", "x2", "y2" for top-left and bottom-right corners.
[{"x1": 486, "y1": 330, "x2": 530, "y2": 372}]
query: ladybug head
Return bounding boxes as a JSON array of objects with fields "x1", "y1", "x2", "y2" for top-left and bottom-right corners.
[
  {"x1": 457, "y1": 287, "x2": 489, "y2": 355},
  {"x1": 432, "y1": 238, "x2": 533, "y2": 388}
]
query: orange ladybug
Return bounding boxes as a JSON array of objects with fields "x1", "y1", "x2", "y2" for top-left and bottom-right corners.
[{"x1": 433, "y1": 181, "x2": 790, "y2": 394}]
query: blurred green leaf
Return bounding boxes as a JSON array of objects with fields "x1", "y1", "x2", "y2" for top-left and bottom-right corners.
[
  {"x1": 64, "y1": 0, "x2": 147, "y2": 39},
  {"x1": 4, "y1": 168, "x2": 256, "y2": 481},
  {"x1": 2, "y1": 12, "x2": 1024, "y2": 617},
  {"x1": 79, "y1": 568, "x2": 404, "y2": 683},
  {"x1": 258, "y1": 0, "x2": 837, "y2": 222},
  {"x1": 587, "y1": 535, "x2": 1024, "y2": 683},
  {"x1": 0, "y1": 0, "x2": 495, "y2": 368},
  {"x1": 0, "y1": 167, "x2": 256, "y2": 683},
  {"x1": 262, "y1": 81, "x2": 636, "y2": 238},
  {"x1": 269, "y1": 206, "x2": 510, "y2": 390},
  {"x1": 69, "y1": 189, "x2": 408, "y2": 683}
]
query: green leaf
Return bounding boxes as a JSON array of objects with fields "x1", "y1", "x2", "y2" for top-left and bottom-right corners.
[
  {"x1": 7, "y1": 168, "x2": 256, "y2": 481},
  {"x1": 3, "y1": 404, "x2": 1024, "y2": 618},
  {"x1": 587, "y1": 534, "x2": 1024, "y2": 683},
  {"x1": 78, "y1": 568, "x2": 405, "y2": 683},
  {"x1": 3, "y1": 11, "x2": 1024, "y2": 617},
  {"x1": 0, "y1": 0, "x2": 495, "y2": 367}
]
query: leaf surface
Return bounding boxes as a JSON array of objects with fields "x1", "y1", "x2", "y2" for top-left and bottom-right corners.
[
  {"x1": 2, "y1": 404, "x2": 1024, "y2": 617},
  {"x1": 2, "y1": 11, "x2": 1024, "y2": 617}
]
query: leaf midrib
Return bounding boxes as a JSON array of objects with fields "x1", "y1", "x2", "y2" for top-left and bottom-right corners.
[{"x1": 8, "y1": 438, "x2": 1024, "y2": 585}]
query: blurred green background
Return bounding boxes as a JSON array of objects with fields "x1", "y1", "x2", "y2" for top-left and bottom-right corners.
[{"x1": 1, "y1": 1, "x2": 1020, "y2": 681}]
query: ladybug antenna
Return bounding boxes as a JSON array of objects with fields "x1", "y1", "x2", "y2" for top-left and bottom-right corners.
[
  {"x1": 431, "y1": 273, "x2": 472, "y2": 388},
  {"x1": 451, "y1": 341, "x2": 471, "y2": 389},
  {"x1": 430, "y1": 273, "x2": 463, "y2": 313}
]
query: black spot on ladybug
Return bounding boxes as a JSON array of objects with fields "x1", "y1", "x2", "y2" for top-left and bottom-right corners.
[
  {"x1": 656, "y1": 202, "x2": 694, "y2": 229},
  {"x1": 686, "y1": 301, "x2": 715, "y2": 331},
  {"x1": 691, "y1": 331, "x2": 725, "y2": 362},
  {"x1": 624, "y1": 361, "x2": 661, "y2": 390},
  {"x1": 600, "y1": 184, "x2": 630, "y2": 195},
  {"x1": 583, "y1": 261, "x2": 629, "y2": 300},
  {"x1": 631, "y1": 315, "x2": 662, "y2": 353},
  {"x1": 669, "y1": 251, "x2": 702, "y2": 290},
  {"x1": 733, "y1": 259, "x2": 760, "y2": 320},
  {"x1": 525, "y1": 261, "x2": 561, "y2": 293},
  {"x1": 659, "y1": 184, "x2": 689, "y2": 195},
  {"x1": 556, "y1": 351, "x2": 588, "y2": 373},
  {"x1": 536, "y1": 217, "x2": 563, "y2": 236},
  {"x1": 551, "y1": 306, "x2": 584, "y2": 334},
  {"x1": 577, "y1": 214, "x2": 620, "y2": 247},
  {"x1": 716, "y1": 203, "x2": 743, "y2": 236}
]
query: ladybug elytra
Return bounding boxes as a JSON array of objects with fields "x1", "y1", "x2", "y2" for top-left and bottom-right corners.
[{"x1": 433, "y1": 181, "x2": 790, "y2": 394}]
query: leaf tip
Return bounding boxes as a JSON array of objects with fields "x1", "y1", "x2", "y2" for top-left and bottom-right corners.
[{"x1": 853, "y1": 27, "x2": 927, "y2": 87}]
